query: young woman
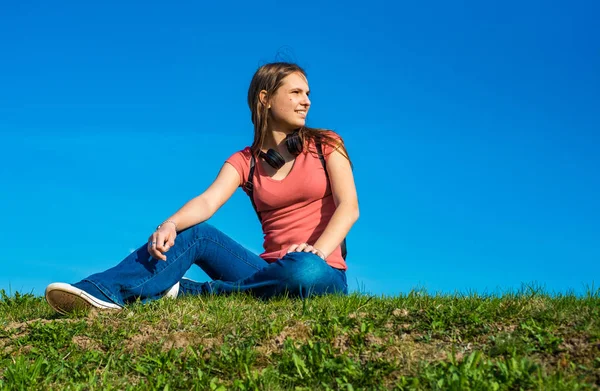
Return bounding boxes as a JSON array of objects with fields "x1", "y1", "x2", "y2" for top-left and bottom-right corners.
[{"x1": 45, "y1": 62, "x2": 359, "y2": 314}]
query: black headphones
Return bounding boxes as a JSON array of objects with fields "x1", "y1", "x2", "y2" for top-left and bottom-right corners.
[{"x1": 259, "y1": 130, "x2": 303, "y2": 169}]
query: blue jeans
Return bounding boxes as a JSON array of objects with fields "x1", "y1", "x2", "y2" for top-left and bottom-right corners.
[{"x1": 79, "y1": 222, "x2": 348, "y2": 306}]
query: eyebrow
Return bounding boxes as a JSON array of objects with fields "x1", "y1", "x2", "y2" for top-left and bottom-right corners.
[{"x1": 289, "y1": 87, "x2": 310, "y2": 93}]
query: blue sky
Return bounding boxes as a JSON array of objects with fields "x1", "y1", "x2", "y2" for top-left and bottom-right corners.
[{"x1": 1, "y1": 1, "x2": 598, "y2": 297}]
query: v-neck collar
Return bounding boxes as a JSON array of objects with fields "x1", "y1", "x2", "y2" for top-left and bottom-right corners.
[{"x1": 256, "y1": 152, "x2": 302, "y2": 183}]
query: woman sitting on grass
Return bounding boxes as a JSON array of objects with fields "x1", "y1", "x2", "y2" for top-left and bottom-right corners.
[{"x1": 45, "y1": 62, "x2": 359, "y2": 314}]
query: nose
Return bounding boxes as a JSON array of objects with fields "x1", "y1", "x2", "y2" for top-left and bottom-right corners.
[{"x1": 302, "y1": 93, "x2": 311, "y2": 107}]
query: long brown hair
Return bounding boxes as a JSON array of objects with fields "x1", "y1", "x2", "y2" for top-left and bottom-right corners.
[{"x1": 247, "y1": 62, "x2": 351, "y2": 164}]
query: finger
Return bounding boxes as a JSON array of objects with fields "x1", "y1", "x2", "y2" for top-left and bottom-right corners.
[
  {"x1": 156, "y1": 232, "x2": 169, "y2": 253},
  {"x1": 287, "y1": 244, "x2": 299, "y2": 253},
  {"x1": 155, "y1": 241, "x2": 168, "y2": 260},
  {"x1": 167, "y1": 233, "x2": 176, "y2": 247},
  {"x1": 154, "y1": 245, "x2": 167, "y2": 261},
  {"x1": 163, "y1": 235, "x2": 174, "y2": 252},
  {"x1": 147, "y1": 233, "x2": 157, "y2": 253},
  {"x1": 148, "y1": 234, "x2": 166, "y2": 261},
  {"x1": 165, "y1": 236, "x2": 176, "y2": 252},
  {"x1": 296, "y1": 243, "x2": 308, "y2": 252},
  {"x1": 302, "y1": 245, "x2": 315, "y2": 253}
]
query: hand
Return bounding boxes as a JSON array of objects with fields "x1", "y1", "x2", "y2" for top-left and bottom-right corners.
[
  {"x1": 286, "y1": 243, "x2": 326, "y2": 260},
  {"x1": 147, "y1": 225, "x2": 177, "y2": 261}
]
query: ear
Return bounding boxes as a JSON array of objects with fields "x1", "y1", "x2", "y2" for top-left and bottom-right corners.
[{"x1": 259, "y1": 90, "x2": 269, "y2": 107}]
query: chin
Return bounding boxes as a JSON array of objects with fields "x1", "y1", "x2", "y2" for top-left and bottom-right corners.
[
  {"x1": 294, "y1": 119, "x2": 306, "y2": 128},
  {"x1": 278, "y1": 117, "x2": 306, "y2": 131}
]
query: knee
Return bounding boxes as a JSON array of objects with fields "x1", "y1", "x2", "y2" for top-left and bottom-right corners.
[
  {"x1": 283, "y1": 252, "x2": 333, "y2": 293},
  {"x1": 172, "y1": 223, "x2": 218, "y2": 250},
  {"x1": 182, "y1": 222, "x2": 216, "y2": 239}
]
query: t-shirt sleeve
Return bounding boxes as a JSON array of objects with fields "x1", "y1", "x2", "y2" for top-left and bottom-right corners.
[
  {"x1": 225, "y1": 147, "x2": 252, "y2": 187},
  {"x1": 320, "y1": 131, "x2": 344, "y2": 163}
]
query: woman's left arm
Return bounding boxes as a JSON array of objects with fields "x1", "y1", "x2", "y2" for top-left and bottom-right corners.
[{"x1": 312, "y1": 148, "x2": 359, "y2": 258}]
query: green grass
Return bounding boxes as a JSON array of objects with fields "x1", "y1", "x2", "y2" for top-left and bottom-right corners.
[{"x1": 1, "y1": 287, "x2": 599, "y2": 390}]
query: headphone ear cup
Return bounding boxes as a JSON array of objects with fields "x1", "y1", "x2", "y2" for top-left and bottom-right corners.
[
  {"x1": 260, "y1": 149, "x2": 285, "y2": 169},
  {"x1": 285, "y1": 131, "x2": 303, "y2": 155}
]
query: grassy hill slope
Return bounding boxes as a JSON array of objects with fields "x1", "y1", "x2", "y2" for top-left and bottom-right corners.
[{"x1": 1, "y1": 288, "x2": 599, "y2": 390}]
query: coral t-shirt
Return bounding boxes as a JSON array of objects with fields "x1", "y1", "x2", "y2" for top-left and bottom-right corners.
[{"x1": 225, "y1": 135, "x2": 346, "y2": 271}]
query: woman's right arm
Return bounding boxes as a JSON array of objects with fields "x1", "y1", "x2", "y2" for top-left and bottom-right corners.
[{"x1": 149, "y1": 162, "x2": 240, "y2": 260}]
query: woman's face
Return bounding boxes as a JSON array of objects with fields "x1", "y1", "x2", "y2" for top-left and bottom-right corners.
[{"x1": 268, "y1": 72, "x2": 311, "y2": 130}]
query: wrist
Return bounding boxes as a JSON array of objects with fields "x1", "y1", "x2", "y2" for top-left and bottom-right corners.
[{"x1": 157, "y1": 219, "x2": 178, "y2": 232}]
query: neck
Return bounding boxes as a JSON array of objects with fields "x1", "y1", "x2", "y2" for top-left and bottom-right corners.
[{"x1": 262, "y1": 125, "x2": 296, "y2": 151}]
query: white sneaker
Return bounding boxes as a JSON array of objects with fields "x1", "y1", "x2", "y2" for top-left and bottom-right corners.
[
  {"x1": 45, "y1": 282, "x2": 122, "y2": 315},
  {"x1": 164, "y1": 282, "x2": 180, "y2": 299},
  {"x1": 164, "y1": 277, "x2": 199, "y2": 298}
]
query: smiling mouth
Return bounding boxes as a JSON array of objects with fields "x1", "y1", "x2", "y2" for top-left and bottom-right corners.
[{"x1": 296, "y1": 110, "x2": 307, "y2": 116}]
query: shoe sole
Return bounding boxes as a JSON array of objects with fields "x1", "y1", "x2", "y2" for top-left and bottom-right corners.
[
  {"x1": 46, "y1": 289, "x2": 94, "y2": 315},
  {"x1": 45, "y1": 283, "x2": 122, "y2": 315}
]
